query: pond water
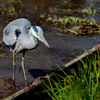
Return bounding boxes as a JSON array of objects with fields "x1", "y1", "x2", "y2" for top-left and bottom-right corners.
[{"x1": 0, "y1": 0, "x2": 100, "y2": 98}]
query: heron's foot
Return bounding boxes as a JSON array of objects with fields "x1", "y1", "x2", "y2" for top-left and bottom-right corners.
[
  {"x1": 12, "y1": 80, "x2": 18, "y2": 90},
  {"x1": 12, "y1": 85, "x2": 18, "y2": 90},
  {"x1": 24, "y1": 82, "x2": 32, "y2": 93},
  {"x1": 25, "y1": 80, "x2": 30, "y2": 87}
]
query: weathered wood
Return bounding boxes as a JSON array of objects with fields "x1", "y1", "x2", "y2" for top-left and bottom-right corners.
[
  {"x1": 2, "y1": 89, "x2": 25, "y2": 100},
  {"x1": 64, "y1": 47, "x2": 96, "y2": 67},
  {"x1": 2, "y1": 76, "x2": 48, "y2": 100}
]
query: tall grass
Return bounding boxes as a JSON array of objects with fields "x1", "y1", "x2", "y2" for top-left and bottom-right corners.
[{"x1": 44, "y1": 52, "x2": 100, "y2": 100}]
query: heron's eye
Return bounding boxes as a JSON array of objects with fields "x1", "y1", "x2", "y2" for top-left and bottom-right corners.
[{"x1": 36, "y1": 33, "x2": 41, "y2": 37}]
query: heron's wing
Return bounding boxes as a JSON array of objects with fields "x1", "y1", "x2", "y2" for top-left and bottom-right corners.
[
  {"x1": 3, "y1": 18, "x2": 32, "y2": 50},
  {"x1": 3, "y1": 26, "x2": 20, "y2": 49}
]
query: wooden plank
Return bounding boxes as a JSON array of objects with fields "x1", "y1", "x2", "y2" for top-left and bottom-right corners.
[
  {"x1": 2, "y1": 76, "x2": 48, "y2": 100},
  {"x1": 64, "y1": 47, "x2": 96, "y2": 67}
]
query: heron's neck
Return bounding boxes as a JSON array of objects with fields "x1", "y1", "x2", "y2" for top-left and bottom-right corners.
[{"x1": 29, "y1": 29, "x2": 38, "y2": 45}]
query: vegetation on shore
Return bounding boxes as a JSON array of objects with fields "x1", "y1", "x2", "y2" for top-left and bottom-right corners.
[
  {"x1": 44, "y1": 52, "x2": 100, "y2": 100},
  {"x1": 41, "y1": 4, "x2": 100, "y2": 35}
]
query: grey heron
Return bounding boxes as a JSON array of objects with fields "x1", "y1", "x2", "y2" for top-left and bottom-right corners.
[{"x1": 2, "y1": 18, "x2": 50, "y2": 87}]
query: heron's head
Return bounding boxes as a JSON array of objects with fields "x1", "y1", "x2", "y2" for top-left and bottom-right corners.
[{"x1": 30, "y1": 26, "x2": 50, "y2": 48}]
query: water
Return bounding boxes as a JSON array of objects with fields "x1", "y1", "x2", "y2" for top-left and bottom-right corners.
[{"x1": 0, "y1": 0, "x2": 100, "y2": 98}]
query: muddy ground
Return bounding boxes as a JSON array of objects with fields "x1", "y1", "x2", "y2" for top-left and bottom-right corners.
[{"x1": 0, "y1": 0, "x2": 100, "y2": 99}]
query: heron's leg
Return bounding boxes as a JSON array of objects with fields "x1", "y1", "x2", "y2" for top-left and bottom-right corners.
[
  {"x1": 13, "y1": 53, "x2": 16, "y2": 86},
  {"x1": 22, "y1": 51, "x2": 28, "y2": 86}
]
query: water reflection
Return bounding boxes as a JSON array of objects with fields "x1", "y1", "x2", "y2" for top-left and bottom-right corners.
[
  {"x1": 70, "y1": 0, "x2": 86, "y2": 9},
  {"x1": 21, "y1": 0, "x2": 88, "y2": 15},
  {"x1": 21, "y1": 0, "x2": 56, "y2": 14}
]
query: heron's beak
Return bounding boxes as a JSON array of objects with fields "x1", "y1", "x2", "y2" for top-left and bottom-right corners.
[
  {"x1": 43, "y1": 40, "x2": 50, "y2": 48},
  {"x1": 40, "y1": 36, "x2": 50, "y2": 48}
]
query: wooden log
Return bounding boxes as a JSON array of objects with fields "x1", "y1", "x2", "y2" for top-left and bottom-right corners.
[
  {"x1": 2, "y1": 76, "x2": 48, "y2": 100},
  {"x1": 64, "y1": 47, "x2": 96, "y2": 67}
]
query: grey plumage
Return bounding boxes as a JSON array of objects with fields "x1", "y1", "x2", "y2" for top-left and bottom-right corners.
[
  {"x1": 3, "y1": 18, "x2": 38, "y2": 53},
  {"x1": 2, "y1": 18, "x2": 50, "y2": 87}
]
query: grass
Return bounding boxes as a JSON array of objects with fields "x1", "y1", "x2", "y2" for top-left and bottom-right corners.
[
  {"x1": 43, "y1": 52, "x2": 100, "y2": 100},
  {"x1": 81, "y1": 4, "x2": 99, "y2": 16}
]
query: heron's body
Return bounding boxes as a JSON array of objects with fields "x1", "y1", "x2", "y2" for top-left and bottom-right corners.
[
  {"x1": 3, "y1": 18, "x2": 38, "y2": 53},
  {"x1": 2, "y1": 18, "x2": 49, "y2": 87}
]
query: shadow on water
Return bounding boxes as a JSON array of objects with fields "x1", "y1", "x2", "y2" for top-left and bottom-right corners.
[
  {"x1": 28, "y1": 69, "x2": 50, "y2": 79},
  {"x1": 21, "y1": 0, "x2": 98, "y2": 15}
]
